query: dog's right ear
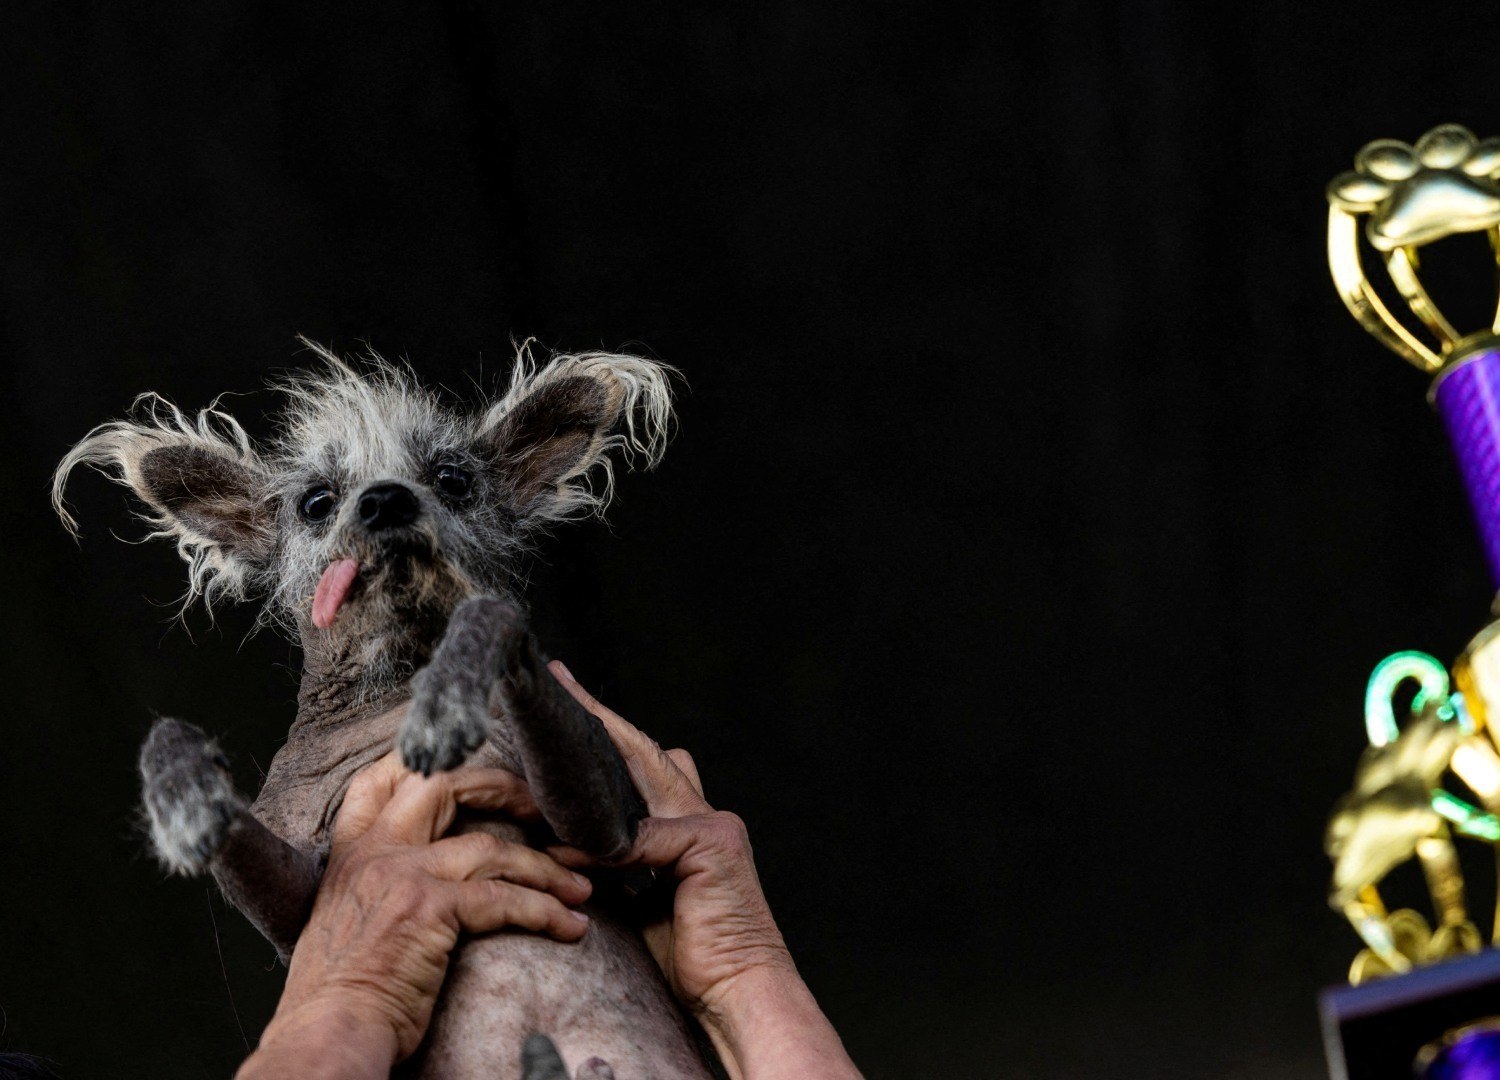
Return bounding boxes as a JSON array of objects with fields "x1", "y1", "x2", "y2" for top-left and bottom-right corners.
[
  {"x1": 53, "y1": 394, "x2": 276, "y2": 604},
  {"x1": 474, "y1": 346, "x2": 674, "y2": 528}
]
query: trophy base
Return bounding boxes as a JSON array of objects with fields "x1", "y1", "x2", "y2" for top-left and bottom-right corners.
[{"x1": 1322, "y1": 948, "x2": 1500, "y2": 1079}]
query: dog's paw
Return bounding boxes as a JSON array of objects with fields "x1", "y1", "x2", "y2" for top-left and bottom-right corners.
[
  {"x1": 138, "y1": 718, "x2": 245, "y2": 876},
  {"x1": 520, "y1": 1034, "x2": 569, "y2": 1080},
  {"x1": 398, "y1": 668, "x2": 491, "y2": 776}
]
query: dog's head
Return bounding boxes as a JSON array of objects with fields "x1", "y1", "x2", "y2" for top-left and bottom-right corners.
[{"x1": 53, "y1": 340, "x2": 673, "y2": 680}]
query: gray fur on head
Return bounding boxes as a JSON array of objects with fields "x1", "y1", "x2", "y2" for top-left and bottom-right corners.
[{"x1": 53, "y1": 338, "x2": 675, "y2": 684}]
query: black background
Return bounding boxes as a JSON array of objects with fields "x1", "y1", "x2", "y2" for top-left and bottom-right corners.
[{"x1": 5, "y1": 4, "x2": 1500, "y2": 1078}]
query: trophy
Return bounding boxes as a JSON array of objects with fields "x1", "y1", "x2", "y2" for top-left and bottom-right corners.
[{"x1": 1322, "y1": 124, "x2": 1500, "y2": 1079}]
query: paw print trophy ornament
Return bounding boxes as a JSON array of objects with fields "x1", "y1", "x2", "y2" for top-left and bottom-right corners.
[{"x1": 1321, "y1": 125, "x2": 1500, "y2": 1080}]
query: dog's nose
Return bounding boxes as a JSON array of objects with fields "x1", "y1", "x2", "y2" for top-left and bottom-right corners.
[{"x1": 358, "y1": 483, "x2": 421, "y2": 531}]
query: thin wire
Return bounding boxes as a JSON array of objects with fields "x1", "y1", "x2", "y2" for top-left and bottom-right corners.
[{"x1": 206, "y1": 888, "x2": 250, "y2": 1053}]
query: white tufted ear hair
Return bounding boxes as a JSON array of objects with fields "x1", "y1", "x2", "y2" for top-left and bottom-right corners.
[
  {"x1": 52, "y1": 393, "x2": 276, "y2": 607},
  {"x1": 475, "y1": 344, "x2": 675, "y2": 528}
]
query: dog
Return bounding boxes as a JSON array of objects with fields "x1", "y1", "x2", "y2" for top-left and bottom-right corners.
[{"x1": 53, "y1": 340, "x2": 714, "y2": 1080}]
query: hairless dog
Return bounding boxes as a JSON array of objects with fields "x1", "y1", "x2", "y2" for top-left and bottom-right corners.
[{"x1": 54, "y1": 341, "x2": 713, "y2": 1080}]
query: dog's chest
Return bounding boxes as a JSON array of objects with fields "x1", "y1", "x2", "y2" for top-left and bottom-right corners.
[{"x1": 251, "y1": 700, "x2": 523, "y2": 850}]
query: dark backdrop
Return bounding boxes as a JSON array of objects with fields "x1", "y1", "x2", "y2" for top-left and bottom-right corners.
[{"x1": 4, "y1": 4, "x2": 1500, "y2": 1078}]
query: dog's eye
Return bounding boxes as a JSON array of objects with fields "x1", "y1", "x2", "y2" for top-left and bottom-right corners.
[
  {"x1": 434, "y1": 464, "x2": 473, "y2": 501},
  {"x1": 300, "y1": 486, "x2": 338, "y2": 522}
]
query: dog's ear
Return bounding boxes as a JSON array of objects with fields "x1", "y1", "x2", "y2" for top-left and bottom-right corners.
[
  {"x1": 475, "y1": 347, "x2": 674, "y2": 526},
  {"x1": 53, "y1": 395, "x2": 275, "y2": 604}
]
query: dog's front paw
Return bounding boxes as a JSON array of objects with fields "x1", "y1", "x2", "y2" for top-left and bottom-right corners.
[
  {"x1": 138, "y1": 718, "x2": 245, "y2": 876},
  {"x1": 398, "y1": 668, "x2": 492, "y2": 776}
]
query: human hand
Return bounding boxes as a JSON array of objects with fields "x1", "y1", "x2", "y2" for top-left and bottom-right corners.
[
  {"x1": 546, "y1": 660, "x2": 790, "y2": 1010},
  {"x1": 237, "y1": 752, "x2": 593, "y2": 1079},
  {"x1": 547, "y1": 662, "x2": 861, "y2": 1080}
]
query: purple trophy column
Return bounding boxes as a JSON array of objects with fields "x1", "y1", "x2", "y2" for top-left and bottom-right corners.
[{"x1": 1434, "y1": 348, "x2": 1500, "y2": 587}]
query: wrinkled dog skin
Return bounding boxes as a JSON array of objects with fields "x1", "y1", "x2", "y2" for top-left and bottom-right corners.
[{"x1": 55, "y1": 341, "x2": 712, "y2": 1080}]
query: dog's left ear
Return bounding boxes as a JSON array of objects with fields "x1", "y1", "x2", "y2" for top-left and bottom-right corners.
[
  {"x1": 476, "y1": 349, "x2": 674, "y2": 525},
  {"x1": 53, "y1": 395, "x2": 276, "y2": 603}
]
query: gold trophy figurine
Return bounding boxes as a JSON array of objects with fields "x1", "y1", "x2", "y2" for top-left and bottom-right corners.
[
  {"x1": 1323, "y1": 125, "x2": 1500, "y2": 984},
  {"x1": 1322, "y1": 124, "x2": 1500, "y2": 1080}
]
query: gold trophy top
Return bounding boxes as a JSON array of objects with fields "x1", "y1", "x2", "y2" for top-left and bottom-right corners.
[{"x1": 1327, "y1": 124, "x2": 1500, "y2": 372}]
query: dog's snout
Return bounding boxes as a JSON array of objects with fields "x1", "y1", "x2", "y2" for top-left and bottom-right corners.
[{"x1": 358, "y1": 483, "x2": 421, "y2": 531}]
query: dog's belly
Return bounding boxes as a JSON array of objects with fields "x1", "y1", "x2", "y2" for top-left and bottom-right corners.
[
  {"x1": 253, "y1": 715, "x2": 714, "y2": 1080},
  {"x1": 408, "y1": 915, "x2": 712, "y2": 1080}
]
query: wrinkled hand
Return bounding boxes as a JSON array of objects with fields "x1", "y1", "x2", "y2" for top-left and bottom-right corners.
[
  {"x1": 547, "y1": 664, "x2": 861, "y2": 1079},
  {"x1": 547, "y1": 661, "x2": 794, "y2": 1015},
  {"x1": 238, "y1": 751, "x2": 592, "y2": 1079}
]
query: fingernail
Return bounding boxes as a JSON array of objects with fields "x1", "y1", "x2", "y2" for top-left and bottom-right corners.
[
  {"x1": 571, "y1": 872, "x2": 591, "y2": 890},
  {"x1": 569, "y1": 908, "x2": 590, "y2": 924},
  {"x1": 553, "y1": 661, "x2": 575, "y2": 682}
]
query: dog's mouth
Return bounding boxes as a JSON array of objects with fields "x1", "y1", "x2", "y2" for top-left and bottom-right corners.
[
  {"x1": 312, "y1": 557, "x2": 361, "y2": 628},
  {"x1": 311, "y1": 536, "x2": 465, "y2": 630}
]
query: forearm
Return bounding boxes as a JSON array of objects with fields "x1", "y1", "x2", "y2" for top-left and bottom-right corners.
[
  {"x1": 235, "y1": 1004, "x2": 398, "y2": 1080},
  {"x1": 702, "y1": 966, "x2": 862, "y2": 1080}
]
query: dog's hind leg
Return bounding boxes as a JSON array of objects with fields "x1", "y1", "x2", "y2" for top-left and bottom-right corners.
[
  {"x1": 520, "y1": 1035, "x2": 617, "y2": 1080},
  {"x1": 520, "y1": 1034, "x2": 569, "y2": 1080},
  {"x1": 140, "y1": 718, "x2": 322, "y2": 960}
]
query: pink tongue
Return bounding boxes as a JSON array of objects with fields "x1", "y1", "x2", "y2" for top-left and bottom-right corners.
[{"x1": 312, "y1": 558, "x2": 360, "y2": 629}]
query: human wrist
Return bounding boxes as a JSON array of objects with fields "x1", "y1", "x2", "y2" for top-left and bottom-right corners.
[
  {"x1": 237, "y1": 998, "x2": 400, "y2": 1080},
  {"x1": 699, "y1": 963, "x2": 861, "y2": 1080}
]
